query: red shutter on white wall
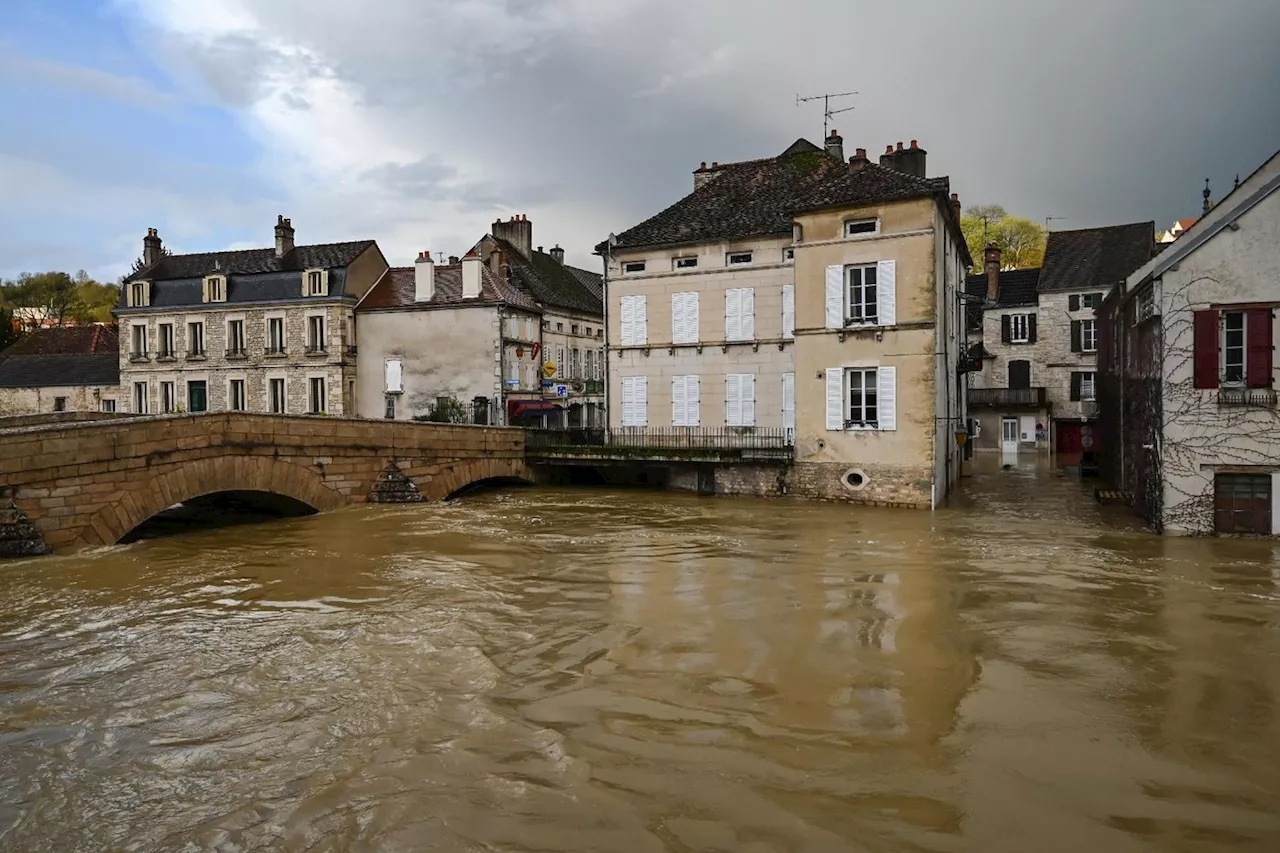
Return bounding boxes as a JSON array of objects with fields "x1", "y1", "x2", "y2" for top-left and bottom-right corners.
[
  {"x1": 1192, "y1": 310, "x2": 1220, "y2": 389},
  {"x1": 1246, "y1": 308, "x2": 1273, "y2": 388}
]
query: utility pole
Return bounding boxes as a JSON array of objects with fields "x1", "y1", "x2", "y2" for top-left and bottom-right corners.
[{"x1": 796, "y1": 90, "x2": 858, "y2": 140}]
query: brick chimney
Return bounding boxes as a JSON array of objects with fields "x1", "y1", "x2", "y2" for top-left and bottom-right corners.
[
  {"x1": 461, "y1": 251, "x2": 483, "y2": 299},
  {"x1": 274, "y1": 215, "x2": 295, "y2": 258},
  {"x1": 414, "y1": 251, "x2": 435, "y2": 302},
  {"x1": 489, "y1": 247, "x2": 502, "y2": 277},
  {"x1": 879, "y1": 140, "x2": 927, "y2": 178},
  {"x1": 142, "y1": 228, "x2": 163, "y2": 268},
  {"x1": 550, "y1": 244, "x2": 565, "y2": 264},
  {"x1": 848, "y1": 148, "x2": 870, "y2": 171},
  {"x1": 492, "y1": 214, "x2": 532, "y2": 259},
  {"x1": 950, "y1": 193, "x2": 961, "y2": 223},
  {"x1": 825, "y1": 130, "x2": 844, "y2": 163},
  {"x1": 984, "y1": 242, "x2": 1002, "y2": 302}
]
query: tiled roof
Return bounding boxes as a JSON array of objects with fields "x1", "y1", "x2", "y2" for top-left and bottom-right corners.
[
  {"x1": 601, "y1": 139, "x2": 846, "y2": 251},
  {"x1": 124, "y1": 241, "x2": 375, "y2": 283},
  {"x1": 789, "y1": 165, "x2": 951, "y2": 215},
  {"x1": 0, "y1": 325, "x2": 118, "y2": 358},
  {"x1": 965, "y1": 267, "x2": 1042, "y2": 308},
  {"x1": 566, "y1": 264, "x2": 603, "y2": 301},
  {"x1": 358, "y1": 262, "x2": 540, "y2": 312},
  {"x1": 0, "y1": 354, "x2": 119, "y2": 388},
  {"x1": 1037, "y1": 222, "x2": 1155, "y2": 293},
  {"x1": 495, "y1": 240, "x2": 603, "y2": 315}
]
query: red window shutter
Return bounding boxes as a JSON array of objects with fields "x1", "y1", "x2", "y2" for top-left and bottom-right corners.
[
  {"x1": 1246, "y1": 308, "x2": 1273, "y2": 388},
  {"x1": 1192, "y1": 310, "x2": 1220, "y2": 389}
]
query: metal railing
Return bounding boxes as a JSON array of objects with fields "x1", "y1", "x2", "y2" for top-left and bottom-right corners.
[
  {"x1": 967, "y1": 387, "x2": 1047, "y2": 407},
  {"x1": 1219, "y1": 387, "x2": 1278, "y2": 408},
  {"x1": 526, "y1": 426, "x2": 794, "y2": 452}
]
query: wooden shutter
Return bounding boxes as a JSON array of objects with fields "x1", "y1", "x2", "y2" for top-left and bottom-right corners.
[
  {"x1": 1027, "y1": 313, "x2": 1037, "y2": 343},
  {"x1": 1069, "y1": 294, "x2": 1080, "y2": 312},
  {"x1": 876, "y1": 260, "x2": 896, "y2": 326},
  {"x1": 725, "y1": 289, "x2": 741, "y2": 340},
  {"x1": 619, "y1": 295, "x2": 635, "y2": 345},
  {"x1": 825, "y1": 368, "x2": 844, "y2": 430},
  {"x1": 634, "y1": 376, "x2": 647, "y2": 425},
  {"x1": 620, "y1": 377, "x2": 633, "y2": 425},
  {"x1": 1193, "y1": 310, "x2": 1220, "y2": 388},
  {"x1": 1246, "y1": 308, "x2": 1273, "y2": 388},
  {"x1": 781, "y1": 372, "x2": 795, "y2": 433},
  {"x1": 1001, "y1": 314, "x2": 1012, "y2": 343},
  {"x1": 671, "y1": 375, "x2": 686, "y2": 426},
  {"x1": 385, "y1": 359, "x2": 403, "y2": 393},
  {"x1": 634, "y1": 295, "x2": 647, "y2": 345},
  {"x1": 740, "y1": 288, "x2": 755, "y2": 340},
  {"x1": 741, "y1": 374, "x2": 755, "y2": 426},
  {"x1": 825, "y1": 266, "x2": 843, "y2": 328},
  {"x1": 686, "y1": 292, "x2": 699, "y2": 343},
  {"x1": 687, "y1": 376, "x2": 700, "y2": 426},
  {"x1": 877, "y1": 366, "x2": 897, "y2": 430},
  {"x1": 671, "y1": 293, "x2": 682, "y2": 344},
  {"x1": 781, "y1": 285, "x2": 795, "y2": 338},
  {"x1": 1070, "y1": 320, "x2": 1082, "y2": 353},
  {"x1": 1070, "y1": 372, "x2": 1082, "y2": 401},
  {"x1": 725, "y1": 374, "x2": 741, "y2": 425}
]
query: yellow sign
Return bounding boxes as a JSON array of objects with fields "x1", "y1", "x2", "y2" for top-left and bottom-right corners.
[{"x1": 542, "y1": 361, "x2": 557, "y2": 378}]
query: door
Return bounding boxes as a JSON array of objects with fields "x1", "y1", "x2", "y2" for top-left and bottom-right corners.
[
  {"x1": 1001, "y1": 417, "x2": 1019, "y2": 454},
  {"x1": 781, "y1": 373, "x2": 795, "y2": 443},
  {"x1": 1214, "y1": 474, "x2": 1273, "y2": 534},
  {"x1": 187, "y1": 381, "x2": 207, "y2": 413},
  {"x1": 1008, "y1": 360, "x2": 1031, "y2": 390}
]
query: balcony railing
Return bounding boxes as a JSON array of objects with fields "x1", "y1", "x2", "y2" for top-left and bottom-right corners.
[
  {"x1": 526, "y1": 426, "x2": 794, "y2": 455},
  {"x1": 128, "y1": 350, "x2": 150, "y2": 362},
  {"x1": 967, "y1": 387, "x2": 1047, "y2": 408},
  {"x1": 1218, "y1": 386, "x2": 1278, "y2": 408}
]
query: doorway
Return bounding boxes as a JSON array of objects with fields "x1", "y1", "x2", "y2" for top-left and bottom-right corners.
[
  {"x1": 1008, "y1": 360, "x2": 1031, "y2": 389},
  {"x1": 1001, "y1": 417, "x2": 1019, "y2": 455}
]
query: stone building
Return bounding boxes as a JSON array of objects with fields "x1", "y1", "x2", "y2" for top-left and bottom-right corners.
[
  {"x1": 1099, "y1": 150, "x2": 1280, "y2": 536},
  {"x1": 116, "y1": 220, "x2": 388, "y2": 416},
  {"x1": 602, "y1": 134, "x2": 970, "y2": 507},
  {"x1": 0, "y1": 326, "x2": 120, "y2": 416},
  {"x1": 966, "y1": 222, "x2": 1155, "y2": 467}
]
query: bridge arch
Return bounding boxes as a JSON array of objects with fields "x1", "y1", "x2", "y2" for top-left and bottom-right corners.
[
  {"x1": 80, "y1": 455, "x2": 345, "y2": 547},
  {"x1": 423, "y1": 457, "x2": 536, "y2": 501}
]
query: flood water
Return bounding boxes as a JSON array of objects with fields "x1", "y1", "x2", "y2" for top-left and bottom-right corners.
[{"x1": 2, "y1": 464, "x2": 1279, "y2": 852}]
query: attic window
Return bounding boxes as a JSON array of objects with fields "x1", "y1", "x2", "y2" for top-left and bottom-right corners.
[
  {"x1": 204, "y1": 275, "x2": 226, "y2": 303},
  {"x1": 845, "y1": 219, "x2": 879, "y2": 237},
  {"x1": 129, "y1": 282, "x2": 148, "y2": 307},
  {"x1": 674, "y1": 257, "x2": 698, "y2": 270},
  {"x1": 623, "y1": 261, "x2": 646, "y2": 274},
  {"x1": 727, "y1": 251, "x2": 753, "y2": 265},
  {"x1": 307, "y1": 270, "x2": 325, "y2": 296},
  {"x1": 783, "y1": 248, "x2": 795, "y2": 263}
]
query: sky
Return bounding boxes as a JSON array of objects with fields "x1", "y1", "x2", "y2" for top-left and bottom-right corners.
[{"x1": 1, "y1": 0, "x2": 1277, "y2": 281}]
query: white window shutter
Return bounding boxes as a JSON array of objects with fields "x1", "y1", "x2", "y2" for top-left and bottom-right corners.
[
  {"x1": 782, "y1": 285, "x2": 795, "y2": 339},
  {"x1": 782, "y1": 372, "x2": 795, "y2": 432},
  {"x1": 740, "y1": 288, "x2": 755, "y2": 340},
  {"x1": 385, "y1": 359, "x2": 403, "y2": 393},
  {"x1": 508, "y1": 360, "x2": 518, "y2": 383},
  {"x1": 687, "y1": 292, "x2": 698, "y2": 343},
  {"x1": 825, "y1": 266, "x2": 844, "y2": 328},
  {"x1": 725, "y1": 289, "x2": 739, "y2": 341},
  {"x1": 742, "y1": 373, "x2": 755, "y2": 426},
  {"x1": 635, "y1": 376, "x2": 647, "y2": 425},
  {"x1": 877, "y1": 260, "x2": 896, "y2": 326},
  {"x1": 878, "y1": 365, "x2": 897, "y2": 431},
  {"x1": 635, "y1": 295, "x2": 647, "y2": 345},
  {"x1": 687, "y1": 375, "x2": 700, "y2": 426},
  {"x1": 619, "y1": 295, "x2": 634, "y2": 345},
  {"x1": 671, "y1": 375, "x2": 685, "y2": 426},
  {"x1": 671, "y1": 293, "x2": 682, "y2": 344},
  {"x1": 826, "y1": 367, "x2": 844, "y2": 430},
  {"x1": 725, "y1": 374, "x2": 740, "y2": 425},
  {"x1": 621, "y1": 377, "x2": 636, "y2": 425}
]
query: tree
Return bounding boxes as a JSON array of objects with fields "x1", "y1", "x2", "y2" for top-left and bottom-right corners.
[
  {"x1": 961, "y1": 205, "x2": 1047, "y2": 271},
  {"x1": 131, "y1": 247, "x2": 171, "y2": 275},
  {"x1": 0, "y1": 270, "x2": 120, "y2": 327},
  {"x1": 0, "y1": 305, "x2": 20, "y2": 353}
]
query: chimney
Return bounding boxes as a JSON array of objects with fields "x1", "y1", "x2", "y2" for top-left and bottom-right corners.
[
  {"x1": 491, "y1": 214, "x2": 532, "y2": 259},
  {"x1": 274, "y1": 215, "x2": 295, "y2": 258},
  {"x1": 880, "y1": 140, "x2": 927, "y2": 178},
  {"x1": 848, "y1": 148, "x2": 870, "y2": 171},
  {"x1": 448, "y1": 255, "x2": 460, "y2": 265},
  {"x1": 950, "y1": 192, "x2": 961, "y2": 223},
  {"x1": 879, "y1": 144, "x2": 896, "y2": 169},
  {"x1": 984, "y1": 242, "x2": 1002, "y2": 302},
  {"x1": 550, "y1": 244, "x2": 565, "y2": 264},
  {"x1": 461, "y1": 251, "x2": 482, "y2": 299},
  {"x1": 489, "y1": 247, "x2": 502, "y2": 277},
  {"x1": 142, "y1": 227, "x2": 163, "y2": 268},
  {"x1": 693, "y1": 161, "x2": 724, "y2": 191},
  {"x1": 825, "y1": 129, "x2": 844, "y2": 163},
  {"x1": 414, "y1": 251, "x2": 435, "y2": 302}
]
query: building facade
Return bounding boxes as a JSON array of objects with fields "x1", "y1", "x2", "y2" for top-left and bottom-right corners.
[
  {"x1": 1100, "y1": 150, "x2": 1280, "y2": 535},
  {"x1": 116, "y1": 220, "x2": 388, "y2": 417},
  {"x1": 0, "y1": 326, "x2": 120, "y2": 416},
  {"x1": 604, "y1": 135, "x2": 970, "y2": 506}
]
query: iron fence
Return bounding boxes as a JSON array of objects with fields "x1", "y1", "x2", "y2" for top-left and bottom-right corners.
[
  {"x1": 1218, "y1": 387, "x2": 1278, "y2": 408},
  {"x1": 525, "y1": 426, "x2": 795, "y2": 452}
]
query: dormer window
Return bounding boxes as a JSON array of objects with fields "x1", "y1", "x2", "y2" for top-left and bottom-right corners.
[
  {"x1": 203, "y1": 275, "x2": 226, "y2": 303},
  {"x1": 844, "y1": 218, "x2": 879, "y2": 237},
  {"x1": 128, "y1": 281, "x2": 150, "y2": 307},
  {"x1": 305, "y1": 269, "x2": 328, "y2": 297}
]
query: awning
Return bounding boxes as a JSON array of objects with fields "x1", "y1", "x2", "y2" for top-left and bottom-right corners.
[{"x1": 508, "y1": 399, "x2": 559, "y2": 418}]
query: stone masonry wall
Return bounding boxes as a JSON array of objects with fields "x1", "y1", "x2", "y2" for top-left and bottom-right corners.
[{"x1": 667, "y1": 460, "x2": 931, "y2": 507}]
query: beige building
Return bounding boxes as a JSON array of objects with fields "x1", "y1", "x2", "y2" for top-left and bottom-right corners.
[
  {"x1": 604, "y1": 135, "x2": 970, "y2": 506},
  {"x1": 0, "y1": 326, "x2": 121, "y2": 416},
  {"x1": 117, "y1": 219, "x2": 388, "y2": 416}
]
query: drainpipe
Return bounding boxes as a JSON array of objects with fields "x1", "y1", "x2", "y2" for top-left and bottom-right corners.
[
  {"x1": 497, "y1": 302, "x2": 506, "y2": 426},
  {"x1": 602, "y1": 236, "x2": 615, "y2": 436}
]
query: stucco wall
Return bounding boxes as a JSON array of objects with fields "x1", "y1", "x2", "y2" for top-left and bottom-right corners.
[{"x1": 0, "y1": 385, "x2": 120, "y2": 417}]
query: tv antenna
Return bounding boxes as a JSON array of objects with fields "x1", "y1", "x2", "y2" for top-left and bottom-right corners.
[
  {"x1": 797, "y1": 90, "x2": 858, "y2": 140},
  {"x1": 1045, "y1": 216, "x2": 1065, "y2": 231}
]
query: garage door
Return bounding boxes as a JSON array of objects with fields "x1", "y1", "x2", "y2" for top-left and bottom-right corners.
[{"x1": 1214, "y1": 474, "x2": 1273, "y2": 535}]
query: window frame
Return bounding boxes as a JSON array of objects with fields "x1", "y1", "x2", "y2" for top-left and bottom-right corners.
[
  {"x1": 673, "y1": 256, "x2": 698, "y2": 270},
  {"x1": 1009, "y1": 313, "x2": 1031, "y2": 343},
  {"x1": 100, "y1": 399, "x2": 117, "y2": 413},
  {"x1": 846, "y1": 367, "x2": 879, "y2": 429},
  {"x1": 226, "y1": 319, "x2": 246, "y2": 356},
  {"x1": 844, "y1": 218, "x2": 880, "y2": 238},
  {"x1": 187, "y1": 380, "x2": 208, "y2": 413},
  {"x1": 308, "y1": 377, "x2": 326, "y2": 414},
  {"x1": 158, "y1": 323, "x2": 174, "y2": 358},
  {"x1": 622, "y1": 261, "x2": 646, "y2": 275},
  {"x1": 161, "y1": 381, "x2": 177, "y2": 413},
  {"x1": 187, "y1": 321, "x2": 205, "y2": 357},
  {"x1": 1080, "y1": 371, "x2": 1097, "y2": 401},
  {"x1": 845, "y1": 264, "x2": 878, "y2": 325},
  {"x1": 133, "y1": 381, "x2": 148, "y2": 414},
  {"x1": 384, "y1": 394, "x2": 397, "y2": 419},
  {"x1": 1222, "y1": 310, "x2": 1246, "y2": 384},
  {"x1": 726, "y1": 251, "x2": 753, "y2": 266},
  {"x1": 53, "y1": 396, "x2": 67, "y2": 412},
  {"x1": 1080, "y1": 318, "x2": 1098, "y2": 353},
  {"x1": 266, "y1": 317, "x2": 286, "y2": 354},
  {"x1": 229, "y1": 378, "x2": 247, "y2": 412},
  {"x1": 307, "y1": 314, "x2": 327, "y2": 353},
  {"x1": 307, "y1": 270, "x2": 325, "y2": 296},
  {"x1": 268, "y1": 377, "x2": 287, "y2": 414}
]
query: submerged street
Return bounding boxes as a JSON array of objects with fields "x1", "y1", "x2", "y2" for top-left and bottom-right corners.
[{"x1": 1, "y1": 465, "x2": 1278, "y2": 851}]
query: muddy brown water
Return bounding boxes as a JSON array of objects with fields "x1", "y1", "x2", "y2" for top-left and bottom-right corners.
[{"x1": 2, "y1": 464, "x2": 1279, "y2": 851}]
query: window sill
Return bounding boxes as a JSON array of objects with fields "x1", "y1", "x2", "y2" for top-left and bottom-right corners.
[
  {"x1": 226, "y1": 351, "x2": 249, "y2": 360},
  {"x1": 186, "y1": 354, "x2": 207, "y2": 362},
  {"x1": 264, "y1": 351, "x2": 289, "y2": 359},
  {"x1": 156, "y1": 354, "x2": 177, "y2": 363},
  {"x1": 304, "y1": 348, "x2": 329, "y2": 357},
  {"x1": 842, "y1": 423, "x2": 881, "y2": 431},
  {"x1": 128, "y1": 354, "x2": 151, "y2": 363}
]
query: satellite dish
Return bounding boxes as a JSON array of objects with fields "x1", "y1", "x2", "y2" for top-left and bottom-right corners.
[{"x1": 607, "y1": 233, "x2": 618, "y2": 248}]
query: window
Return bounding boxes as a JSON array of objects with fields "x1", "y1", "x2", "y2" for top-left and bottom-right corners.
[
  {"x1": 161, "y1": 381, "x2": 177, "y2": 413},
  {"x1": 570, "y1": 348, "x2": 580, "y2": 379},
  {"x1": 1070, "y1": 292, "x2": 1105, "y2": 312},
  {"x1": 187, "y1": 380, "x2": 207, "y2": 413},
  {"x1": 1214, "y1": 473, "x2": 1273, "y2": 535},
  {"x1": 53, "y1": 396, "x2": 66, "y2": 412},
  {"x1": 227, "y1": 320, "x2": 246, "y2": 356},
  {"x1": 133, "y1": 382, "x2": 148, "y2": 414},
  {"x1": 130, "y1": 324, "x2": 148, "y2": 357},
  {"x1": 307, "y1": 315, "x2": 326, "y2": 352},
  {"x1": 571, "y1": 324, "x2": 579, "y2": 335},
  {"x1": 100, "y1": 399, "x2": 117, "y2": 413},
  {"x1": 384, "y1": 395, "x2": 397, "y2": 419},
  {"x1": 846, "y1": 265, "x2": 878, "y2": 324},
  {"x1": 781, "y1": 373, "x2": 795, "y2": 437},
  {"x1": 597, "y1": 329, "x2": 603, "y2": 339},
  {"x1": 782, "y1": 284, "x2": 795, "y2": 339},
  {"x1": 204, "y1": 276, "x2": 225, "y2": 303},
  {"x1": 1008, "y1": 360, "x2": 1031, "y2": 390},
  {"x1": 1223, "y1": 311, "x2": 1245, "y2": 383},
  {"x1": 844, "y1": 218, "x2": 879, "y2": 237},
  {"x1": 623, "y1": 261, "x2": 646, "y2": 274},
  {"x1": 267, "y1": 317, "x2": 285, "y2": 354},
  {"x1": 671, "y1": 375, "x2": 700, "y2": 426},
  {"x1": 825, "y1": 366, "x2": 897, "y2": 431},
  {"x1": 783, "y1": 247, "x2": 795, "y2": 263},
  {"x1": 620, "y1": 376, "x2": 647, "y2": 426},
  {"x1": 307, "y1": 271, "x2": 325, "y2": 296},
  {"x1": 525, "y1": 317, "x2": 535, "y2": 340},
  {"x1": 727, "y1": 251, "x2": 752, "y2": 265},
  {"x1": 385, "y1": 359, "x2": 403, "y2": 393},
  {"x1": 158, "y1": 323, "x2": 174, "y2": 358},
  {"x1": 269, "y1": 378, "x2": 286, "y2": 414},
  {"x1": 847, "y1": 368, "x2": 878, "y2": 427},
  {"x1": 725, "y1": 373, "x2": 755, "y2": 426},
  {"x1": 1005, "y1": 313, "x2": 1034, "y2": 344},
  {"x1": 129, "y1": 282, "x2": 147, "y2": 307},
  {"x1": 1194, "y1": 308, "x2": 1274, "y2": 389},
  {"x1": 619, "y1": 295, "x2": 647, "y2": 346},
  {"x1": 585, "y1": 349, "x2": 594, "y2": 381},
  {"x1": 671, "y1": 292, "x2": 699, "y2": 345},
  {"x1": 674, "y1": 257, "x2": 698, "y2": 270},
  {"x1": 309, "y1": 377, "x2": 326, "y2": 413},
  {"x1": 596, "y1": 350, "x2": 604, "y2": 379},
  {"x1": 229, "y1": 379, "x2": 246, "y2": 411},
  {"x1": 1071, "y1": 371, "x2": 1096, "y2": 401},
  {"x1": 187, "y1": 322, "x2": 205, "y2": 357},
  {"x1": 585, "y1": 326, "x2": 592, "y2": 336},
  {"x1": 724, "y1": 287, "x2": 754, "y2": 342},
  {"x1": 1071, "y1": 319, "x2": 1097, "y2": 353}
]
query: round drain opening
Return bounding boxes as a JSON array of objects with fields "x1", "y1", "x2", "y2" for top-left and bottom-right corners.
[{"x1": 841, "y1": 468, "x2": 868, "y2": 491}]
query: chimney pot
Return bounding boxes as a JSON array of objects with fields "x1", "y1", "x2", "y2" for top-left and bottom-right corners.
[
  {"x1": 462, "y1": 252, "x2": 483, "y2": 299},
  {"x1": 492, "y1": 214, "x2": 533, "y2": 259},
  {"x1": 824, "y1": 129, "x2": 844, "y2": 163},
  {"x1": 896, "y1": 141, "x2": 904, "y2": 151},
  {"x1": 273, "y1": 215, "x2": 295, "y2": 258},
  {"x1": 950, "y1": 192, "x2": 961, "y2": 222},
  {"x1": 142, "y1": 227, "x2": 164, "y2": 267},
  {"x1": 984, "y1": 241, "x2": 1002, "y2": 302},
  {"x1": 449, "y1": 255, "x2": 459, "y2": 265},
  {"x1": 700, "y1": 161, "x2": 707, "y2": 169},
  {"x1": 415, "y1": 249, "x2": 436, "y2": 302},
  {"x1": 712, "y1": 161, "x2": 718, "y2": 167},
  {"x1": 550, "y1": 244, "x2": 565, "y2": 264}
]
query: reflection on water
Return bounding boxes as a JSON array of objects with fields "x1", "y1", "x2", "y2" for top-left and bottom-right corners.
[{"x1": 1, "y1": 467, "x2": 1279, "y2": 851}]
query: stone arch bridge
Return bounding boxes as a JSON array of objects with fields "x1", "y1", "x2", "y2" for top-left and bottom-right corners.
[{"x1": 0, "y1": 413, "x2": 532, "y2": 556}]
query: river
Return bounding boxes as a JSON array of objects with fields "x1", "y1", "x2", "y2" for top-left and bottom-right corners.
[{"x1": 2, "y1": 464, "x2": 1279, "y2": 851}]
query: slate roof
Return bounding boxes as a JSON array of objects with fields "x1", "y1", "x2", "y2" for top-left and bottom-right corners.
[
  {"x1": 790, "y1": 166, "x2": 951, "y2": 215},
  {"x1": 494, "y1": 240, "x2": 603, "y2": 315},
  {"x1": 965, "y1": 267, "x2": 1042, "y2": 309},
  {"x1": 358, "y1": 262, "x2": 540, "y2": 312},
  {"x1": 0, "y1": 354, "x2": 119, "y2": 388},
  {"x1": 1036, "y1": 222, "x2": 1155, "y2": 293},
  {"x1": 123, "y1": 241, "x2": 376, "y2": 284},
  {"x1": 0, "y1": 325, "x2": 118, "y2": 357},
  {"x1": 566, "y1": 264, "x2": 603, "y2": 301},
  {"x1": 601, "y1": 139, "x2": 847, "y2": 251}
]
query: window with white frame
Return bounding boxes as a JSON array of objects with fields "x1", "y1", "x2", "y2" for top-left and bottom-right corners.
[
  {"x1": 584, "y1": 349, "x2": 594, "y2": 381},
  {"x1": 100, "y1": 399, "x2": 117, "y2": 413},
  {"x1": 229, "y1": 379, "x2": 247, "y2": 411},
  {"x1": 204, "y1": 276, "x2": 225, "y2": 303},
  {"x1": 844, "y1": 218, "x2": 879, "y2": 237},
  {"x1": 727, "y1": 251, "x2": 753, "y2": 266},
  {"x1": 1223, "y1": 311, "x2": 1245, "y2": 383},
  {"x1": 671, "y1": 291, "x2": 699, "y2": 344},
  {"x1": 384, "y1": 395, "x2": 396, "y2": 419},
  {"x1": 130, "y1": 282, "x2": 147, "y2": 307},
  {"x1": 308, "y1": 377, "x2": 326, "y2": 413},
  {"x1": 133, "y1": 381, "x2": 148, "y2": 414},
  {"x1": 623, "y1": 261, "x2": 645, "y2": 274},
  {"x1": 158, "y1": 323, "x2": 174, "y2": 357},
  {"x1": 570, "y1": 348, "x2": 580, "y2": 379},
  {"x1": 1080, "y1": 372, "x2": 1096, "y2": 401},
  {"x1": 825, "y1": 366, "x2": 897, "y2": 431},
  {"x1": 385, "y1": 358, "x2": 403, "y2": 393},
  {"x1": 725, "y1": 287, "x2": 754, "y2": 341},
  {"x1": 269, "y1": 378, "x2": 286, "y2": 413},
  {"x1": 674, "y1": 256, "x2": 697, "y2": 270},
  {"x1": 267, "y1": 317, "x2": 286, "y2": 353},
  {"x1": 187, "y1": 321, "x2": 205, "y2": 357},
  {"x1": 307, "y1": 271, "x2": 325, "y2": 296},
  {"x1": 1009, "y1": 313, "x2": 1031, "y2": 343},
  {"x1": 671, "y1": 375, "x2": 700, "y2": 426},
  {"x1": 725, "y1": 373, "x2": 755, "y2": 426},
  {"x1": 131, "y1": 324, "x2": 148, "y2": 357},
  {"x1": 227, "y1": 319, "x2": 246, "y2": 356},
  {"x1": 847, "y1": 368, "x2": 878, "y2": 427},
  {"x1": 1081, "y1": 318, "x2": 1097, "y2": 352},
  {"x1": 618, "y1": 294, "x2": 647, "y2": 345},
  {"x1": 846, "y1": 265, "x2": 878, "y2": 324},
  {"x1": 161, "y1": 381, "x2": 177, "y2": 413},
  {"x1": 620, "y1": 376, "x2": 647, "y2": 426},
  {"x1": 307, "y1": 315, "x2": 326, "y2": 352}
]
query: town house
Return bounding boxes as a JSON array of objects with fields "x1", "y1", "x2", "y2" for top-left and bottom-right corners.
[
  {"x1": 0, "y1": 326, "x2": 121, "y2": 416},
  {"x1": 117, "y1": 219, "x2": 388, "y2": 416}
]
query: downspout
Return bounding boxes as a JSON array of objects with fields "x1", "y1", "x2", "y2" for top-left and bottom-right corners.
[
  {"x1": 602, "y1": 243, "x2": 612, "y2": 435},
  {"x1": 497, "y1": 302, "x2": 506, "y2": 426}
]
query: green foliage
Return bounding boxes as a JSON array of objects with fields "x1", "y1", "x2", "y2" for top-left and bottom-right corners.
[
  {"x1": 960, "y1": 204, "x2": 1047, "y2": 271},
  {"x1": 0, "y1": 270, "x2": 120, "y2": 328},
  {"x1": 131, "y1": 247, "x2": 171, "y2": 275},
  {"x1": 0, "y1": 305, "x2": 20, "y2": 352},
  {"x1": 415, "y1": 397, "x2": 469, "y2": 424}
]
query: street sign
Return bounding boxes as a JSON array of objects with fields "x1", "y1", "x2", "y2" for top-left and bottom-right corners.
[
  {"x1": 542, "y1": 361, "x2": 557, "y2": 378},
  {"x1": 554, "y1": 384, "x2": 569, "y2": 398}
]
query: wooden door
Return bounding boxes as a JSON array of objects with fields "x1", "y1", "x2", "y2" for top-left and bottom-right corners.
[
  {"x1": 1008, "y1": 360, "x2": 1031, "y2": 389},
  {"x1": 1214, "y1": 474, "x2": 1273, "y2": 534}
]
